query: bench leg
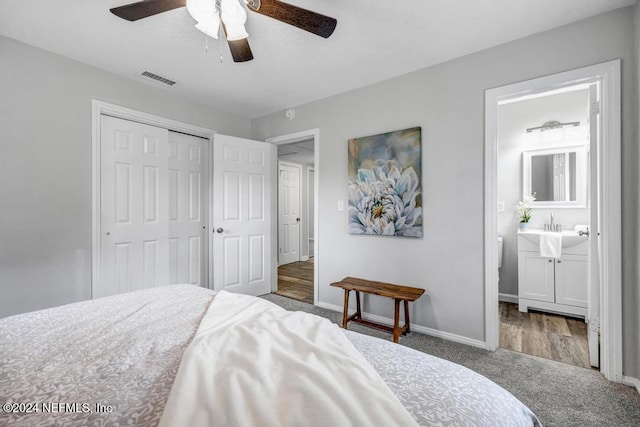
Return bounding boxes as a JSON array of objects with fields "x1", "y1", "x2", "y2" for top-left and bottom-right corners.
[
  {"x1": 393, "y1": 299, "x2": 401, "y2": 343},
  {"x1": 355, "y1": 290, "x2": 362, "y2": 320},
  {"x1": 404, "y1": 300, "x2": 411, "y2": 334},
  {"x1": 342, "y1": 289, "x2": 350, "y2": 329}
]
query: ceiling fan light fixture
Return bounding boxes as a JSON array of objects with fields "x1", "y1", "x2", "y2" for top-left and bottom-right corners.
[
  {"x1": 221, "y1": 0, "x2": 249, "y2": 40},
  {"x1": 224, "y1": 22, "x2": 249, "y2": 41},
  {"x1": 195, "y1": 19, "x2": 220, "y2": 39},
  {"x1": 187, "y1": 0, "x2": 221, "y2": 39}
]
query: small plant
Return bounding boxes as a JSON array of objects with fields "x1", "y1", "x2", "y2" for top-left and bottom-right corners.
[{"x1": 515, "y1": 195, "x2": 535, "y2": 223}]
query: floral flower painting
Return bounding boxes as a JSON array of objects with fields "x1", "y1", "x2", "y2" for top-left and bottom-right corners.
[{"x1": 348, "y1": 127, "x2": 423, "y2": 237}]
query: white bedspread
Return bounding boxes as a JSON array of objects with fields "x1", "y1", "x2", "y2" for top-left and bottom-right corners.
[{"x1": 159, "y1": 291, "x2": 418, "y2": 427}]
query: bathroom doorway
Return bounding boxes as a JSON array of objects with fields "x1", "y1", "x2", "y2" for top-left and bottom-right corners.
[
  {"x1": 484, "y1": 61, "x2": 622, "y2": 380},
  {"x1": 497, "y1": 84, "x2": 592, "y2": 368}
]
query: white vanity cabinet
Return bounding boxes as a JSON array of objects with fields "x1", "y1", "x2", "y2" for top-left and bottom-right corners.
[{"x1": 517, "y1": 231, "x2": 588, "y2": 317}]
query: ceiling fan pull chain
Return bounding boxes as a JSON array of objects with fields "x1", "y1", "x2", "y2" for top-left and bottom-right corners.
[
  {"x1": 218, "y1": 24, "x2": 224, "y2": 63},
  {"x1": 216, "y1": 0, "x2": 223, "y2": 63}
]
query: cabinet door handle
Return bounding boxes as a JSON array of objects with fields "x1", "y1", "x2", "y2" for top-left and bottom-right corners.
[
  {"x1": 557, "y1": 259, "x2": 562, "y2": 263},
  {"x1": 548, "y1": 259, "x2": 553, "y2": 263}
]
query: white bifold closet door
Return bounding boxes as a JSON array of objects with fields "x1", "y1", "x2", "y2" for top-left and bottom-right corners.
[
  {"x1": 168, "y1": 131, "x2": 208, "y2": 287},
  {"x1": 98, "y1": 115, "x2": 208, "y2": 298}
]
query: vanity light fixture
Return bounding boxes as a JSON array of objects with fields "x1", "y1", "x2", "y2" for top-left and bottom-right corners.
[{"x1": 526, "y1": 120, "x2": 580, "y2": 133}]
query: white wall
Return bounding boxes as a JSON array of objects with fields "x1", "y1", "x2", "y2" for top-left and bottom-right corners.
[
  {"x1": 253, "y1": 6, "x2": 637, "y2": 366},
  {"x1": 497, "y1": 89, "x2": 590, "y2": 298},
  {"x1": 0, "y1": 35, "x2": 251, "y2": 318}
]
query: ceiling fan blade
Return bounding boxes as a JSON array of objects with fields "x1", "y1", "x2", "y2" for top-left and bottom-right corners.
[
  {"x1": 227, "y1": 39, "x2": 254, "y2": 62},
  {"x1": 221, "y1": 23, "x2": 254, "y2": 62},
  {"x1": 248, "y1": 0, "x2": 337, "y2": 38},
  {"x1": 110, "y1": 0, "x2": 186, "y2": 22}
]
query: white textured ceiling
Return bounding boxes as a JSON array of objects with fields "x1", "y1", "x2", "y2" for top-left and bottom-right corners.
[
  {"x1": 278, "y1": 138, "x2": 314, "y2": 165},
  {"x1": 0, "y1": 0, "x2": 634, "y2": 119}
]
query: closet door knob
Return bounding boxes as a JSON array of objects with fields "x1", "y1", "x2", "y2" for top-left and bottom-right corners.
[
  {"x1": 216, "y1": 228, "x2": 224, "y2": 234},
  {"x1": 557, "y1": 259, "x2": 562, "y2": 264}
]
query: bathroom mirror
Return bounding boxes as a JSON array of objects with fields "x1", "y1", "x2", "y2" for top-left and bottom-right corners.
[{"x1": 522, "y1": 145, "x2": 587, "y2": 207}]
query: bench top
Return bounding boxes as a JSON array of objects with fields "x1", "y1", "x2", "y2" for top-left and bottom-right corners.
[{"x1": 330, "y1": 276, "x2": 425, "y2": 301}]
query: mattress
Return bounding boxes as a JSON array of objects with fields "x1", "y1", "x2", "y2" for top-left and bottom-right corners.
[{"x1": 0, "y1": 284, "x2": 541, "y2": 426}]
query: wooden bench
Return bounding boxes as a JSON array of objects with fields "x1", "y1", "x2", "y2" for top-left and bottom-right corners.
[{"x1": 330, "y1": 277, "x2": 425, "y2": 343}]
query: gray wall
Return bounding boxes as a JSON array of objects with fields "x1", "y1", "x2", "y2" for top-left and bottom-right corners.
[
  {"x1": 497, "y1": 90, "x2": 590, "y2": 298},
  {"x1": 631, "y1": 2, "x2": 640, "y2": 381},
  {"x1": 0, "y1": 36, "x2": 251, "y2": 318},
  {"x1": 253, "y1": 7, "x2": 638, "y2": 375}
]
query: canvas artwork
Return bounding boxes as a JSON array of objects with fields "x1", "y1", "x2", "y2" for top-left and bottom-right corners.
[{"x1": 347, "y1": 127, "x2": 423, "y2": 237}]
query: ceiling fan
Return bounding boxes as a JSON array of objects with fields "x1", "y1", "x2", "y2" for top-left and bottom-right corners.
[{"x1": 110, "y1": 0, "x2": 337, "y2": 63}]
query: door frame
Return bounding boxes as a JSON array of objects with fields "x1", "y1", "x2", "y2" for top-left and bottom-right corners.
[
  {"x1": 266, "y1": 129, "x2": 320, "y2": 305},
  {"x1": 307, "y1": 167, "x2": 315, "y2": 258},
  {"x1": 277, "y1": 160, "x2": 303, "y2": 266},
  {"x1": 484, "y1": 60, "x2": 622, "y2": 381},
  {"x1": 91, "y1": 100, "x2": 216, "y2": 296}
]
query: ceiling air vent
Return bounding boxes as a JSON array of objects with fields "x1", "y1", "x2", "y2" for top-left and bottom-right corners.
[{"x1": 138, "y1": 70, "x2": 178, "y2": 87}]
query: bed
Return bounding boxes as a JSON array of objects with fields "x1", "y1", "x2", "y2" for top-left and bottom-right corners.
[{"x1": 0, "y1": 284, "x2": 541, "y2": 426}]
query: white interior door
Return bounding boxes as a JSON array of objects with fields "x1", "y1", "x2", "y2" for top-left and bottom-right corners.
[
  {"x1": 168, "y1": 131, "x2": 209, "y2": 286},
  {"x1": 587, "y1": 83, "x2": 601, "y2": 368},
  {"x1": 213, "y1": 134, "x2": 273, "y2": 296},
  {"x1": 278, "y1": 162, "x2": 301, "y2": 266},
  {"x1": 99, "y1": 115, "x2": 170, "y2": 297}
]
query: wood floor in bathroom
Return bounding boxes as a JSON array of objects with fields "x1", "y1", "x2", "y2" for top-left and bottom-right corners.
[
  {"x1": 274, "y1": 258, "x2": 314, "y2": 304},
  {"x1": 499, "y1": 302, "x2": 591, "y2": 369}
]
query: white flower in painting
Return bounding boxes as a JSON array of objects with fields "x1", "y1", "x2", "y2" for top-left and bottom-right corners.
[{"x1": 348, "y1": 160, "x2": 422, "y2": 237}]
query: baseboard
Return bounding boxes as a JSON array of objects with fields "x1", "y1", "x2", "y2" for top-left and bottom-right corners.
[
  {"x1": 499, "y1": 293, "x2": 518, "y2": 303},
  {"x1": 622, "y1": 376, "x2": 640, "y2": 394},
  {"x1": 301, "y1": 256, "x2": 309, "y2": 261},
  {"x1": 316, "y1": 301, "x2": 487, "y2": 350}
]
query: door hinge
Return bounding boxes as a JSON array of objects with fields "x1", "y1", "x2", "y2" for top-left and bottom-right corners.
[{"x1": 591, "y1": 100, "x2": 601, "y2": 115}]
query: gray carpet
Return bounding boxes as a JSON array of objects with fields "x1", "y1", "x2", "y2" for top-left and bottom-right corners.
[{"x1": 261, "y1": 293, "x2": 640, "y2": 427}]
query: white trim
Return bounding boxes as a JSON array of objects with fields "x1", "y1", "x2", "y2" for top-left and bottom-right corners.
[
  {"x1": 317, "y1": 302, "x2": 487, "y2": 349},
  {"x1": 622, "y1": 376, "x2": 640, "y2": 395},
  {"x1": 485, "y1": 89, "x2": 499, "y2": 351},
  {"x1": 307, "y1": 167, "x2": 315, "y2": 257},
  {"x1": 91, "y1": 100, "x2": 216, "y2": 298},
  {"x1": 484, "y1": 60, "x2": 622, "y2": 382},
  {"x1": 498, "y1": 293, "x2": 518, "y2": 304},
  {"x1": 266, "y1": 129, "x2": 320, "y2": 305}
]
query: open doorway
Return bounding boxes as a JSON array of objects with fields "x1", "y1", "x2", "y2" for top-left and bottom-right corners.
[
  {"x1": 484, "y1": 60, "x2": 622, "y2": 381},
  {"x1": 496, "y1": 84, "x2": 593, "y2": 368},
  {"x1": 269, "y1": 133, "x2": 317, "y2": 305}
]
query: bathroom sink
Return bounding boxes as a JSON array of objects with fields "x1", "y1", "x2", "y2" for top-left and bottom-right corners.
[{"x1": 517, "y1": 229, "x2": 588, "y2": 249}]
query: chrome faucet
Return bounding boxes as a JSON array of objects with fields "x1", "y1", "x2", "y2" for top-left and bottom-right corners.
[{"x1": 545, "y1": 212, "x2": 561, "y2": 232}]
